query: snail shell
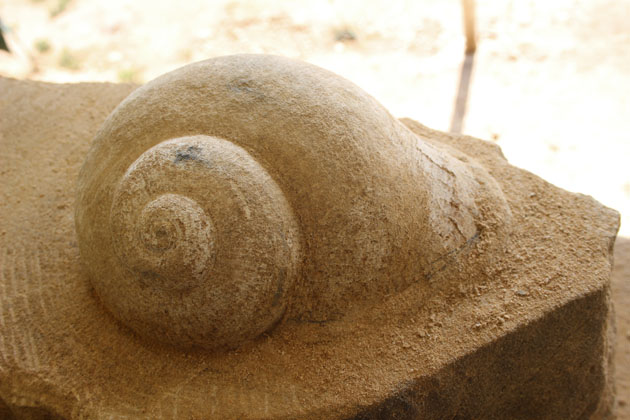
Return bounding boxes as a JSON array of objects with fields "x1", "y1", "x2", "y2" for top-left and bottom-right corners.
[{"x1": 76, "y1": 54, "x2": 511, "y2": 350}]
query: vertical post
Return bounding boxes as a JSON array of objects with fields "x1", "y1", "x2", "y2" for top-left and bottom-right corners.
[
  {"x1": 450, "y1": 0, "x2": 477, "y2": 134},
  {"x1": 462, "y1": 0, "x2": 476, "y2": 54},
  {"x1": 449, "y1": 53, "x2": 475, "y2": 134}
]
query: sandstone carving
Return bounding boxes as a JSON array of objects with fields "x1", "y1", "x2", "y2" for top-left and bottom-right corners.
[
  {"x1": 0, "y1": 55, "x2": 620, "y2": 419},
  {"x1": 76, "y1": 54, "x2": 511, "y2": 349}
]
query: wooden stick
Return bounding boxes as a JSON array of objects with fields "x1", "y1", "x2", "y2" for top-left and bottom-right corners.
[
  {"x1": 462, "y1": 0, "x2": 476, "y2": 54},
  {"x1": 449, "y1": 52, "x2": 475, "y2": 134}
]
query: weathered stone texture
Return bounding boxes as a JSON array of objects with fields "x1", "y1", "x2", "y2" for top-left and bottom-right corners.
[{"x1": 0, "y1": 56, "x2": 620, "y2": 419}]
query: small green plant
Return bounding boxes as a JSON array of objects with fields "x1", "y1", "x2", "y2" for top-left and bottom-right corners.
[
  {"x1": 50, "y1": 0, "x2": 71, "y2": 18},
  {"x1": 34, "y1": 39, "x2": 51, "y2": 53},
  {"x1": 58, "y1": 48, "x2": 80, "y2": 70},
  {"x1": 118, "y1": 68, "x2": 141, "y2": 83}
]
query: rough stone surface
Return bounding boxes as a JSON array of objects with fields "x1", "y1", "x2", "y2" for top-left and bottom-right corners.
[
  {"x1": 75, "y1": 55, "x2": 512, "y2": 350},
  {"x1": 0, "y1": 55, "x2": 620, "y2": 419},
  {"x1": 612, "y1": 236, "x2": 630, "y2": 418}
]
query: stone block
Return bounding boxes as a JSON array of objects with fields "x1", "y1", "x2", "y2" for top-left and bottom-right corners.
[{"x1": 0, "y1": 56, "x2": 619, "y2": 419}]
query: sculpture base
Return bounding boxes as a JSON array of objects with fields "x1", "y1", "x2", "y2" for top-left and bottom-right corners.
[
  {"x1": 0, "y1": 77, "x2": 619, "y2": 419},
  {"x1": 353, "y1": 288, "x2": 613, "y2": 419}
]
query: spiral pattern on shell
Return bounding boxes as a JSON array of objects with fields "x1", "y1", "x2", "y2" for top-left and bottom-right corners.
[
  {"x1": 78, "y1": 134, "x2": 300, "y2": 349},
  {"x1": 76, "y1": 54, "x2": 511, "y2": 350}
]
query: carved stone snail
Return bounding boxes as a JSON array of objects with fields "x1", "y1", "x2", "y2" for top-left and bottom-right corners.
[{"x1": 75, "y1": 54, "x2": 512, "y2": 350}]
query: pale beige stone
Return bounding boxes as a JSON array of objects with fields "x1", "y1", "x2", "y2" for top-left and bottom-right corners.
[
  {"x1": 75, "y1": 54, "x2": 512, "y2": 349},
  {"x1": 0, "y1": 55, "x2": 620, "y2": 419}
]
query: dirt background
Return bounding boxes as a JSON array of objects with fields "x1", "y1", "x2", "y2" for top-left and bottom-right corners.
[
  {"x1": 1, "y1": 0, "x2": 628, "y2": 237},
  {"x1": 0, "y1": 0, "x2": 629, "y2": 417}
]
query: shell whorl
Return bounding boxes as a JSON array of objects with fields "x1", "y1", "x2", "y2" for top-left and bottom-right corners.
[
  {"x1": 80, "y1": 135, "x2": 300, "y2": 349},
  {"x1": 76, "y1": 54, "x2": 511, "y2": 350}
]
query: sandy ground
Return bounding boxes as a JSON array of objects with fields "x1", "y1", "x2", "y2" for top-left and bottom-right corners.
[
  {"x1": 0, "y1": 0, "x2": 630, "y2": 235},
  {"x1": 1, "y1": 0, "x2": 629, "y2": 417},
  {"x1": 0, "y1": 0, "x2": 628, "y2": 236}
]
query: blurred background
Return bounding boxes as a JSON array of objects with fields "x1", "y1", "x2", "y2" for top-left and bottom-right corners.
[{"x1": 0, "y1": 0, "x2": 629, "y2": 235}]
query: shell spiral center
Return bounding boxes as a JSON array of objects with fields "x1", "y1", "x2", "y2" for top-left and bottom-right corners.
[{"x1": 80, "y1": 134, "x2": 301, "y2": 349}]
